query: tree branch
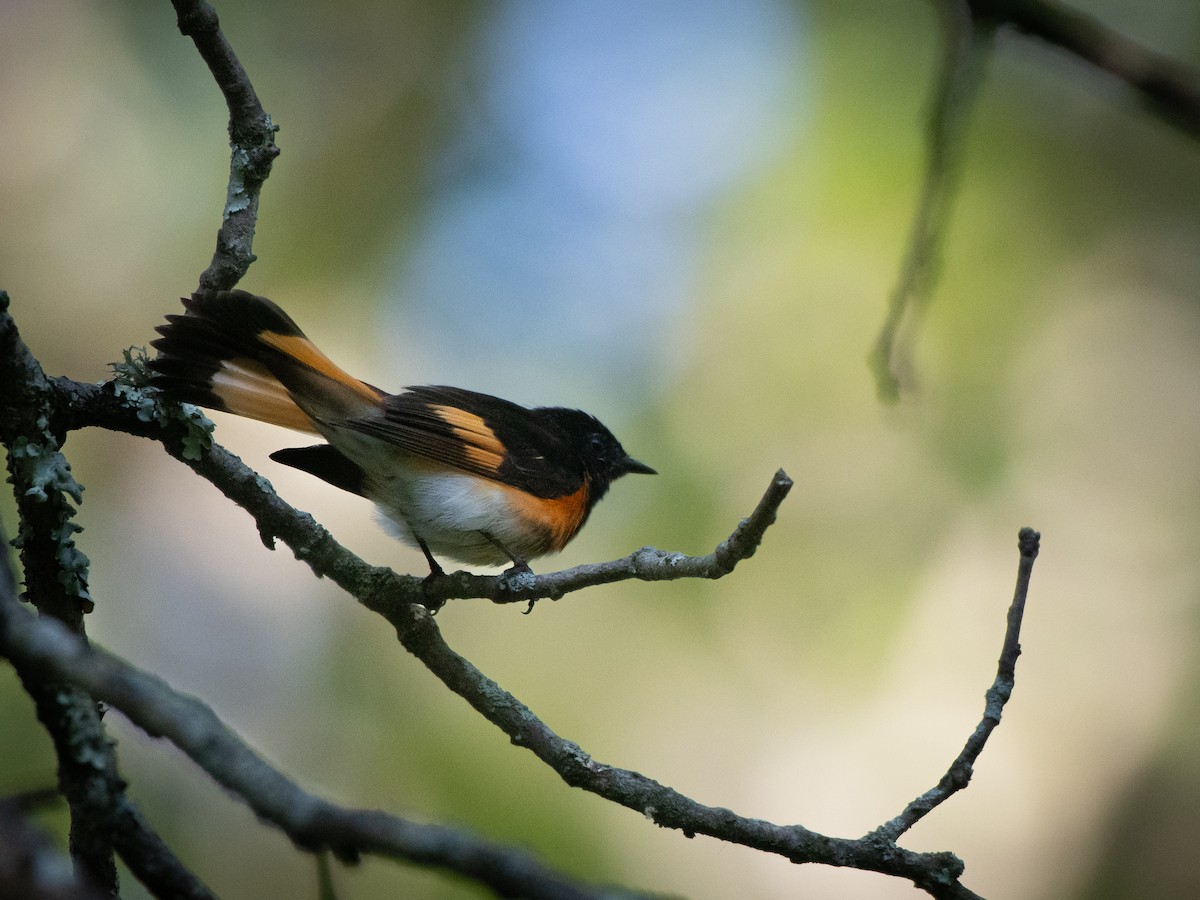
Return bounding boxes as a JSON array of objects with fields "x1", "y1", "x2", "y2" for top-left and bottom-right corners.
[
  {"x1": 0, "y1": 591, "x2": 653, "y2": 900},
  {"x1": 872, "y1": 527, "x2": 1041, "y2": 841},
  {"x1": 423, "y1": 468, "x2": 794, "y2": 608},
  {"x1": 169, "y1": 0, "x2": 279, "y2": 290},
  {"x1": 1, "y1": 295, "x2": 216, "y2": 900},
  {"x1": 0, "y1": 290, "x2": 112, "y2": 891},
  {"x1": 0, "y1": 292, "x2": 91, "y2": 630}
]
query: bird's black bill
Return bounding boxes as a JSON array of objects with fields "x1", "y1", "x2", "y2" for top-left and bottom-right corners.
[{"x1": 621, "y1": 456, "x2": 657, "y2": 475}]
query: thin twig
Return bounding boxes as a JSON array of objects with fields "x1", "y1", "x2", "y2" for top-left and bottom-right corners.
[
  {"x1": 424, "y1": 469, "x2": 794, "y2": 608},
  {"x1": 872, "y1": 527, "x2": 1041, "y2": 841}
]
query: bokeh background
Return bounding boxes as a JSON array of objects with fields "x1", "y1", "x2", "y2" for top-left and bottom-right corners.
[{"x1": 3, "y1": 1, "x2": 1200, "y2": 897}]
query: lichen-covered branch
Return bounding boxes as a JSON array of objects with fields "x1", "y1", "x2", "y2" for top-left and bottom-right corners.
[
  {"x1": 0, "y1": 291, "x2": 92, "y2": 630},
  {"x1": 169, "y1": 0, "x2": 279, "y2": 289},
  {"x1": 0, "y1": 295, "x2": 216, "y2": 900},
  {"x1": 1, "y1": 292, "x2": 114, "y2": 891}
]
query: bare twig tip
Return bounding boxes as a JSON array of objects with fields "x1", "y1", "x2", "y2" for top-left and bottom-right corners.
[{"x1": 1017, "y1": 527, "x2": 1040, "y2": 558}]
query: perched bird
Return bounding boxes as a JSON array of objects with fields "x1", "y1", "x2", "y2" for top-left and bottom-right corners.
[{"x1": 150, "y1": 290, "x2": 655, "y2": 575}]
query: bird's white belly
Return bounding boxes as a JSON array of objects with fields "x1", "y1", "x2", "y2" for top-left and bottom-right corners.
[
  {"x1": 370, "y1": 468, "x2": 548, "y2": 567},
  {"x1": 315, "y1": 425, "x2": 556, "y2": 568}
]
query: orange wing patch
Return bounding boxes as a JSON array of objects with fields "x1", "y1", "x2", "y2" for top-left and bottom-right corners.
[
  {"x1": 431, "y1": 405, "x2": 505, "y2": 474},
  {"x1": 258, "y1": 331, "x2": 380, "y2": 407}
]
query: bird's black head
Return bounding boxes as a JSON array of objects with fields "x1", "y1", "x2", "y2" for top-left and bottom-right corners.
[{"x1": 540, "y1": 408, "x2": 655, "y2": 496}]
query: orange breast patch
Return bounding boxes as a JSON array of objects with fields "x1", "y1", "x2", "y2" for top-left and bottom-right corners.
[{"x1": 498, "y1": 479, "x2": 590, "y2": 552}]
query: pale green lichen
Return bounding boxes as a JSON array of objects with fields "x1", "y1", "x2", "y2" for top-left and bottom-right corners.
[
  {"x1": 111, "y1": 347, "x2": 214, "y2": 460},
  {"x1": 10, "y1": 436, "x2": 84, "y2": 505},
  {"x1": 8, "y1": 434, "x2": 92, "y2": 606},
  {"x1": 224, "y1": 147, "x2": 252, "y2": 218},
  {"x1": 111, "y1": 345, "x2": 155, "y2": 386}
]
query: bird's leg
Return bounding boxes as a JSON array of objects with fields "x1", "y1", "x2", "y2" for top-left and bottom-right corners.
[
  {"x1": 417, "y1": 540, "x2": 446, "y2": 580},
  {"x1": 481, "y1": 532, "x2": 531, "y2": 575},
  {"x1": 415, "y1": 537, "x2": 449, "y2": 612}
]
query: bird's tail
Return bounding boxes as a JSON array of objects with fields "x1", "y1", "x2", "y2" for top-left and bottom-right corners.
[{"x1": 150, "y1": 290, "x2": 383, "y2": 433}]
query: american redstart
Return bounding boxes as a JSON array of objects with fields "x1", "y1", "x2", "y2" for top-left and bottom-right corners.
[{"x1": 149, "y1": 290, "x2": 655, "y2": 576}]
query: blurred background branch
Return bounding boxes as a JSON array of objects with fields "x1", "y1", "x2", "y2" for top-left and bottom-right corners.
[
  {"x1": 966, "y1": 0, "x2": 1200, "y2": 138},
  {"x1": 871, "y1": 0, "x2": 995, "y2": 400},
  {"x1": 876, "y1": 0, "x2": 1200, "y2": 397}
]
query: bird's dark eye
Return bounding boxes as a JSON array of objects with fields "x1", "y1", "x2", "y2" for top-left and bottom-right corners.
[{"x1": 589, "y1": 433, "x2": 606, "y2": 452}]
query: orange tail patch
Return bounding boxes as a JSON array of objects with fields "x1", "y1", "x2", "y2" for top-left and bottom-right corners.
[
  {"x1": 209, "y1": 357, "x2": 321, "y2": 434},
  {"x1": 150, "y1": 289, "x2": 382, "y2": 434}
]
